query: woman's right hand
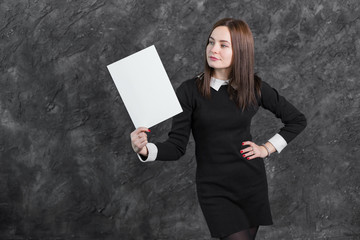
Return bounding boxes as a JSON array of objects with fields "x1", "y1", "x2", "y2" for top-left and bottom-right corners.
[{"x1": 130, "y1": 127, "x2": 151, "y2": 156}]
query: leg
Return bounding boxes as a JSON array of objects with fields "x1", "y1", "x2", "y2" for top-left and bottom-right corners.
[
  {"x1": 220, "y1": 229, "x2": 252, "y2": 240},
  {"x1": 220, "y1": 226, "x2": 259, "y2": 240},
  {"x1": 249, "y1": 226, "x2": 259, "y2": 239}
]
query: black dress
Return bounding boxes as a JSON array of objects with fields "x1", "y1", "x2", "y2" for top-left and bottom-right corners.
[{"x1": 154, "y1": 76, "x2": 307, "y2": 238}]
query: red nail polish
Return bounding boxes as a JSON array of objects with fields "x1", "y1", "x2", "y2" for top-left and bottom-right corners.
[
  {"x1": 242, "y1": 143, "x2": 245, "y2": 145},
  {"x1": 240, "y1": 150, "x2": 243, "y2": 153},
  {"x1": 148, "y1": 129, "x2": 151, "y2": 132},
  {"x1": 247, "y1": 157, "x2": 249, "y2": 160},
  {"x1": 243, "y1": 155, "x2": 245, "y2": 157}
]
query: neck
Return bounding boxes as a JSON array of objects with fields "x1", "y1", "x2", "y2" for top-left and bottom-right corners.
[{"x1": 212, "y1": 68, "x2": 231, "y2": 80}]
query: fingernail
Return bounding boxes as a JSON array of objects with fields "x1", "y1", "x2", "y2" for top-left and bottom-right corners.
[
  {"x1": 247, "y1": 157, "x2": 249, "y2": 160},
  {"x1": 242, "y1": 143, "x2": 244, "y2": 145},
  {"x1": 240, "y1": 150, "x2": 243, "y2": 153},
  {"x1": 243, "y1": 155, "x2": 245, "y2": 157},
  {"x1": 148, "y1": 129, "x2": 151, "y2": 132}
]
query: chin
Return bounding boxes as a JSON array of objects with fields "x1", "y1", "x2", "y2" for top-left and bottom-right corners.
[
  {"x1": 207, "y1": 61, "x2": 218, "y2": 69},
  {"x1": 209, "y1": 64, "x2": 224, "y2": 70}
]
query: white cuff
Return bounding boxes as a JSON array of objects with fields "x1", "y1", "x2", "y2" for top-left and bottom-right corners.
[
  {"x1": 137, "y1": 143, "x2": 158, "y2": 162},
  {"x1": 268, "y1": 133, "x2": 287, "y2": 153}
]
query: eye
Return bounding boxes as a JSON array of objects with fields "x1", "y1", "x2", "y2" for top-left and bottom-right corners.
[
  {"x1": 208, "y1": 41, "x2": 214, "y2": 45},
  {"x1": 221, "y1": 44, "x2": 228, "y2": 48}
]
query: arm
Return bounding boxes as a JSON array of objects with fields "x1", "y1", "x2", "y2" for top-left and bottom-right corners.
[
  {"x1": 133, "y1": 80, "x2": 193, "y2": 162},
  {"x1": 154, "y1": 80, "x2": 193, "y2": 160},
  {"x1": 137, "y1": 143, "x2": 157, "y2": 162},
  {"x1": 243, "y1": 81, "x2": 307, "y2": 159},
  {"x1": 259, "y1": 81, "x2": 307, "y2": 147}
]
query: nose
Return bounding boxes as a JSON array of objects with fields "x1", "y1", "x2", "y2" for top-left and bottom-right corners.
[{"x1": 210, "y1": 43, "x2": 220, "y2": 53}]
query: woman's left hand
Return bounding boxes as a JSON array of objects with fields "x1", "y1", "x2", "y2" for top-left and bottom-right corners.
[{"x1": 241, "y1": 141, "x2": 268, "y2": 160}]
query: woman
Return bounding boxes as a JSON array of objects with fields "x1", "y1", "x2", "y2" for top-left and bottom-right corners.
[{"x1": 130, "y1": 18, "x2": 306, "y2": 240}]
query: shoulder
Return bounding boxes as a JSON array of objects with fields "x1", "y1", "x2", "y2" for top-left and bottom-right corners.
[
  {"x1": 256, "y1": 75, "x2": 277, "y2": 96},
  {"x1": 176, "y1": 76, "x2": 198, "y2": 94},
  {"x1": 254, "y1": 75, "x2": 281, "y2": 106},
  {"x1": 178, "y1": 77, "x2": 197, "y2": 89},
  {"x1": 180, "y1": 72, "x2": 202, "y2": 88},
  {"x1": 260, "y1": 80, "x2": 274, "y2": 93},
  {"x1": 173, "y1": 76, "x2": 198, "y2": 104},
  {"x1": 254, "y1": 74, "x2": 271, "y2": 92}
]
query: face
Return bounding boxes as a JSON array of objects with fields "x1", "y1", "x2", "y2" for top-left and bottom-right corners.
[{"x1": 206, "y1": 26, "x2": 233, "y2": 77}]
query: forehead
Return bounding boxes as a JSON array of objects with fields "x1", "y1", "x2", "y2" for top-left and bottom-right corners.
[{"x1": 210, "y1": 26, "x2": 231, "y2": 41}]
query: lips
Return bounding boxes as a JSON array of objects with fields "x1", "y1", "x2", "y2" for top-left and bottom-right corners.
[{"x1": 209, "y1": 56, "x2": 219, "y2": 61}]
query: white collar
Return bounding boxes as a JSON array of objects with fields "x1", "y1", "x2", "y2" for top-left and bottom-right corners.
[{"x1": 210, "y1": 77, "x2": 230, "y2": 91}]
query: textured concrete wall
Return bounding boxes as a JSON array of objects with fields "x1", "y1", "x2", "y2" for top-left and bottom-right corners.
[{"x1": 0, "y1": 0, "x2": 359, "y2": 239}]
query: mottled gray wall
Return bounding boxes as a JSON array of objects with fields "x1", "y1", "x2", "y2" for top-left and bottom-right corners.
[{"x1": 0, "y1": 0, "x2": 359, "y2": 239}]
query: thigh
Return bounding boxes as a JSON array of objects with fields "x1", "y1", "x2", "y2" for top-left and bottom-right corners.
[
  {"x1": 238, "y1": 184, "x2": 273, "y2": 226},
  {"x1": 199, "y1": 196, "x2": 251, "y2": 238},
  {"x1": 220, "y1": 229, "x2": 252, "y2": 240},
  {"x1": 220, "y1": 226, "x2": 259, "y2": 240}
]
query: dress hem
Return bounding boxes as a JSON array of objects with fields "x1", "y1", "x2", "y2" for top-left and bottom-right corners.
[{"x1": 210, "y1": 222, "x2": 273, "y2": 238}]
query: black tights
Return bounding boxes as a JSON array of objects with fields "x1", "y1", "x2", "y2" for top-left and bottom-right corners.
[{"x1": 220, "y1": 226, "x2": 259, "y2": 240}]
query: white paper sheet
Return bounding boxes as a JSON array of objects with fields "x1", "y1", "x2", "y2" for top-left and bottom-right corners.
[{"x1": 107, "y1": 45, "x2": 183, "y2": 129}]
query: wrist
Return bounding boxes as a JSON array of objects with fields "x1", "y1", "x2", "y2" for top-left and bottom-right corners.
[
  {"x1": 260, "y1": 145, "x2": 269, "y2": 158},
  {"x1": 139, "y1": 146, "x2": 148, "y2": 156},
  {"x1": 264, "y1": 142, "x2": 276, "y2": 154},
  {"x1": 261, "y1": 144, "x2": 270, "y2": 157}
]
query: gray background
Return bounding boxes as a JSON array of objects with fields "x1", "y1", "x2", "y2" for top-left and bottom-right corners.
[{"x1": 0, "y1": 0, "x2": 359, "y2": 239}]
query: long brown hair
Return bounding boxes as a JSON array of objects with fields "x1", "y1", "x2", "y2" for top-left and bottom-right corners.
[{"x1": 196, "y1": 18, "x2": 261, "y2": 110}]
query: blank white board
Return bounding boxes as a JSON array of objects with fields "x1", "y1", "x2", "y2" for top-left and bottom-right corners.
[{"x1": 107, "y1": 45, "x2": 183, "y2": 129}]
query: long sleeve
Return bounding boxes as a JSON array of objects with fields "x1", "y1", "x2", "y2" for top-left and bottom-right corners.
[
  {"x1": 260, "y1": 81, "x2": 307, "y2": 145},
  {"x1": 267, "y1": 133, "x2": 287, "y2": 153},
  {"x1": 153, "y1": 80, "x2": 193, "y2": 161},
  {"x1": 137, "y1": 143, "x2": 158, "y2": 162}
]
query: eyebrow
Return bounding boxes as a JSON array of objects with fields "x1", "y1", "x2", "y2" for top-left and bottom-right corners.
[{"x1": 209, "y1": 36, "x2": 231, "y2": 44}]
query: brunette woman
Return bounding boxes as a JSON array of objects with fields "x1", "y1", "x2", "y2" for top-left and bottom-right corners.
[{"x1": 130, "y1": 18, "x2": 306, "y2": 240}]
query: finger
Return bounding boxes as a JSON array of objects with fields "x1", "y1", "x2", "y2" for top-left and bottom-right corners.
[
  {"x1": 240, "y1": 147, "x2": 253, "y2": 154},
  {"x1": 132, "y1": 134, "x2": 144, "y2": 142},
  {"x1": 131, "y1": 127, "x2": 150, "y2": 138},
  {"x1": 139, "y1": 137, "x2": 148, "y2": 144},
  {"x1": 139, "y1": 132, "x2": 148, "y2": 138},
  {"x1": 242, "y1": 141, "x2": 255, "y2": 147},
  {"x1": 242, "y1": 150, "x2": 256, "y2": 158},
  {"x1": 246, "y1": 147, "x2": 261, "y2": 160},
  {"x1": 133, "y1": 139, "x2": 147, "y2": 151},
  {"x1": 137, "y1": 135, "x2": 148, "y2": 144},
  {"x1": 246, "y1": 154, "x2": 257, "y2": 160},
  {"x1": 135, "y1": 136, "x2": 148, "y2": 144},
  {"x1": 138, "y1": 139, "x2": 148, "y2": 149},
  {"x1": 136, "y1": 127, "x2": 151, "y2": 134}
]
